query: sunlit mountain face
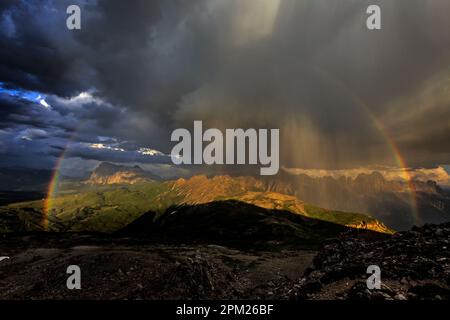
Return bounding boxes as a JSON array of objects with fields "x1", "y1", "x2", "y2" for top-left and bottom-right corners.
[{"x1": 0, "y1": 0, "x2": 450, "y2": 302}]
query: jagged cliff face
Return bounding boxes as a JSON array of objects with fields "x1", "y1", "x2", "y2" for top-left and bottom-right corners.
[
  {"x1": 86, "y1": 162, "x2": 158, "y2": 185},
  {"x1": 87, "y1": 171, "x2": 150, "y2": 185}
]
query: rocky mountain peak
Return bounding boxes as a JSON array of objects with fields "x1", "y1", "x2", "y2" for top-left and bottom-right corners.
[{"x1": 86, "y1": 162, "x2": 159, "y2": 185}]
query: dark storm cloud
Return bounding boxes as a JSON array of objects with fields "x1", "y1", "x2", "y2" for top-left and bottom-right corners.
[
  {"x1": 0, "y1": 0, "x2": 88, "y2": 96},
  {"x1": 0, "y1": 89, "x2": 172, "y2": 168},
  {"x1": 1, "y1": 0, "x2": 449, "y2": 169},
  {"x1": 0, "y1": 93, "x2": 71, "y2": 131}
]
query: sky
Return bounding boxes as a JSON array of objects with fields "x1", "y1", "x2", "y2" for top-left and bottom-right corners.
[{"x1": 0, "y1": 0, "x2": 449, "y2": 177}]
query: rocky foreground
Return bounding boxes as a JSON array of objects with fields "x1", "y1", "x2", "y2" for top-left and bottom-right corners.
[
  {"x1": 0, "y1": 235, "x2": 316, "y2": 299},
  {"x1": 0, "y1": 222, "x2": 449, "y2": 300},
  {"x1": 282, "y1": 223, "x2": 450, "y2": 300}
]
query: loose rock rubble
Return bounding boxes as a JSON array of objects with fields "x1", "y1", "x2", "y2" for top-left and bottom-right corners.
[
  {"x1": 161, "y1": 252, "x2": 239, "y2": 299},
  {"x1": 1, "y1": 223, "x2": 449, "y2": 300},
  {"x1": 285, "y1": 223, "x2": 450, "y2": 300}
]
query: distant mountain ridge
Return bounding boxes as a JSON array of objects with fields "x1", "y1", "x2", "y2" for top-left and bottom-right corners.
[
  {"x1": 261, "y1": 171, "x2": 450, "y2": 230},
  {"x1": 30, "y1": 161, "x2": 449, "y2": 231},
  {"x1": 0, "y1": 171, "x2": 393, "y2": 234},
  {"x1": 86, "y1": 162, "x2": 161, "y2": 185}
]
